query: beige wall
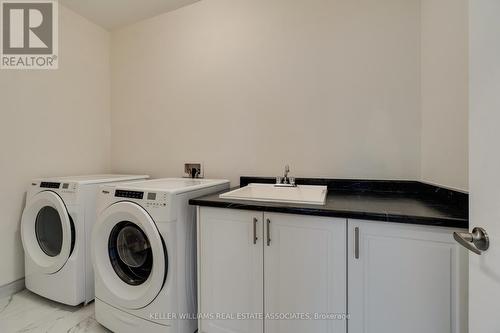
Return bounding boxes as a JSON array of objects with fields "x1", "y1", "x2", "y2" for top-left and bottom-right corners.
[
  {"x1": 110, "y1": 0, "x2": 422, "y2": 185},
  {"x1": 0, "y1": 6, "x2": 111, "y2": 286},
  {"x1": 420, "y1": 0, "x2": 469, "y2": 191}
]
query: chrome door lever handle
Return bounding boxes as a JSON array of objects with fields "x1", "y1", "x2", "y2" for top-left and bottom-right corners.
[{"x1": 453, "y1": 227, "x2": 489, "y2": 255}]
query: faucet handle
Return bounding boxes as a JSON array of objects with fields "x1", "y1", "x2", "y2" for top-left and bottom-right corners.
[{"x1": 276, "y1": 176, "x2": 283, "y2": 184}]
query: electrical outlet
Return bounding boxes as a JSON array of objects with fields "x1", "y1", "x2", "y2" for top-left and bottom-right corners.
[{"x1": 184, "y1": 163, "x2": 203, "y2": 178}]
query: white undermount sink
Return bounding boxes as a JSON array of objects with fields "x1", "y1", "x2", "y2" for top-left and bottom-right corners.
[{"x1": 219, "y1": 183, "x2": 328, "y2": 205}]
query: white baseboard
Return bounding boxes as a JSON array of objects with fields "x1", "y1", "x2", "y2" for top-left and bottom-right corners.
[{"x1": 0, "y1": 278, "x2": 25, "y2": 299}]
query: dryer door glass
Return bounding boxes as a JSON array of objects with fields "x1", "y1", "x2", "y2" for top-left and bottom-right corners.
[
  {"x1": 108, "y1": 221, "x2": 153, "y2": 286},
  {"x1": 35, "y1": 206, "x2": 63, "y2": 257}
]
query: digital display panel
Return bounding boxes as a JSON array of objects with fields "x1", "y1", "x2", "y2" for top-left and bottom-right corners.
[
  {"x1": 40, "y1": 182, "x2": 60, "y2": 189},
  {"x1": 115, "y1": 190, "x2": 144, "y2": 199},
  {"x1": 62, "y1": 183, "x2": 69, "y2": 189},
  {"x1": 147, "y1": 193, "x2": 157, "y2": 200}
]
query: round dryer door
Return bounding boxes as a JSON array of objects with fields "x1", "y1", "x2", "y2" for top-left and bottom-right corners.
[
  {"x1": 92, "y1": 201, "x2": 167, "y2": 310},
  {"x1": 21, "y1": 191, "x2": 75, "y2": 274}
]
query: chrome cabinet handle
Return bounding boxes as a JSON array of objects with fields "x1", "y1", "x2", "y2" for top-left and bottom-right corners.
[
  {"x1": 354, "y1": 227, "x2": 360, "y2": 259},
  {"x1": 266, "y1": 219, "x2": 271, "y2": 246},
  {"x1": 453, "y1": 227, "x2": 489, "y2": 255},
  {"x1": 253, "y1": 218, "x2": 258, "y2": 244}
]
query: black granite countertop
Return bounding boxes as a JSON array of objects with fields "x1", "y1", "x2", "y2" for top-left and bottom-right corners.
[{"x1": 189, "y1": 177, "x2": 469, "y2": 229}]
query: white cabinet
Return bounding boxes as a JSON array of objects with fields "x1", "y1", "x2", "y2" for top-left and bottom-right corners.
[
  {"x1": 347, "y1": 220, "x2": 468, "y2": 333},
  {"x1": 264, "y1": 213, "x2": 346, "y2": 333},
  {"x1": 198, "y1": 209, "x2": 467, "y2": 333},
  {"x1": 197, "y1": 207, "x2": 347, "y2": 333},
  {"x1": 198, "y1": 208, "x2": 264, "y2": 333}
]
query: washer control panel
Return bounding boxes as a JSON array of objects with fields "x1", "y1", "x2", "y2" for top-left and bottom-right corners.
[
  {"x1": 114, "y1": 189, "x2": 167, "y2": 208},
  {"x1": 145, "y1": 191, "x2": 168, "y2": 208},
  {"x1": 115, "y1": 190, "x2": 144, "y2": 199}
]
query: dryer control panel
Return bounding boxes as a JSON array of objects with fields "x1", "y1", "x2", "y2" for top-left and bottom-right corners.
[
  {"x1": 34, "y1": 181, "x2": 77, "y2": 193},
  {"x1": 40, "y1": 181, "x2": 60, "y2": 189}
]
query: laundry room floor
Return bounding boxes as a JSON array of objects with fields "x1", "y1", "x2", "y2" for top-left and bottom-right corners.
[{"x1": 0, "y1": 290, "x2": 109, "y2": 332}]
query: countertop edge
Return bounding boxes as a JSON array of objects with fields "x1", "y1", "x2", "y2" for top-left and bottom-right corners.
[
  {"x1": 189, "y1": 198, "x2": 468, "y2": 229},
  {"x1": 189, "y1": 178, "x2": 468, "y2": 229}
]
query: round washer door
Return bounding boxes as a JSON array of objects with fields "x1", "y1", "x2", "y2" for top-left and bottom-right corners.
[
  {"x1": 92, "y1": 201, "x2": 167, "y2": 310},
  {"x1": 21, "y1": 191, "x2": 74, "y2": 274}
]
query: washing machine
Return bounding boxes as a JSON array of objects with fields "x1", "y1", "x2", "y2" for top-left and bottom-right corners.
[
  {"x1": 92, "y1": 178, "x2": 230, "y2": 333},
  {"x1": 21, "y1": 174, "x2": 149, "y2": 306}
]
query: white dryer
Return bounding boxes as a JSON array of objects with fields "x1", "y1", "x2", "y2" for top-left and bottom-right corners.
[
  {"x1": 21, "y1": 174, "x2": 149, "y2": 306},
  {"x1": 92, "y1": 178, "x2": 229, "y2": 333}
]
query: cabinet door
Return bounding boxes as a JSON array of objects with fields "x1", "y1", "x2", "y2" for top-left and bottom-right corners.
[
  {"x1": 264, "y1": 213, "x2": 347, "y2": 333},
  {"x1": 348, "y1": 220, "x2": 468, "y2": 333},
  {"x1": 198, "y1": 207, "x2": 264, "y2": 333}
]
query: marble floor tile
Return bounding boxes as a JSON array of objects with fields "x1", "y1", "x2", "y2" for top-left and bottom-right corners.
[{"x1": 0, "y1": 290, "x2": 110, "y2": 333}]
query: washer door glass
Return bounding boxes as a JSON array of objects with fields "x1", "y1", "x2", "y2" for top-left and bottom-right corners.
[
  {"x1": 35, "y1": 206, "x2": 64, "y2": 257},
  {"x1": 109, "y1": 221, "x2": 153, "y2": 286},
  {"x1": 92, "y1": 201, "x2": 167, "y2": 309}
]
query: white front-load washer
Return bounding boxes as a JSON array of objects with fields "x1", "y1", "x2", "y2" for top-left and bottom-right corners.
[
  {"x1": 92, "y1": 178, "x2": 230, "y2": 333},
  {"x1": 21, "y1": 174, "x2": 149, "y2": 306}
]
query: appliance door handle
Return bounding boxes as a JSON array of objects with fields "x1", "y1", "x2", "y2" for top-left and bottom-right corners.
[
  {"x1": 266, "y1": 218, "x2": 271, "y2": 246},
  {"x1": 453, "y1": 227, "x2": 489, "y2": 255},
  {"x1": 253, "y1": 218, "x2": 258, "y2": 244}
]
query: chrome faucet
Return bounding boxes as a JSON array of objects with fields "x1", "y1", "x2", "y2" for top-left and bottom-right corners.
[
  {"x1": 283, "y1": 165, "x2": 290, "y2": 184},
  {"x1": 276, "y1": 165, "x2": 296, "y2": 187}
]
